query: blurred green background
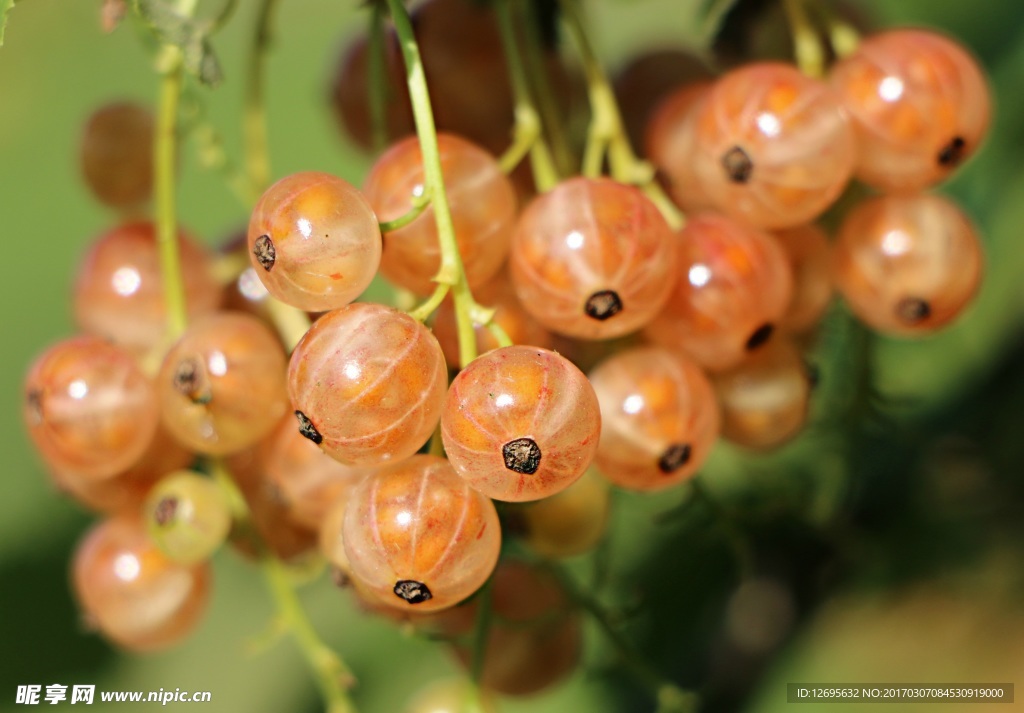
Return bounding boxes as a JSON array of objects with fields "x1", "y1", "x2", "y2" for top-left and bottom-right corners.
[{"x1": 2, "y1": 1, "x2": 1023, "y2": 711}]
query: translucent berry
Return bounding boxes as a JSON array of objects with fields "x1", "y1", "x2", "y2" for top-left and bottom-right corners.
[
  {"x1": 289, "y1": 303, "x2": 447, "y2": 466},
  {"x1": 831, "y1": 194, "x2": 983, "y2": 335},
  {"x1": 829, "y1": 29, "x2": 991, "y2": 192},
  {"x1": 247, "y1": 172, "x2": 382, "y2": 311},
  {"x1": 590, "y1": 347, "x2": 720, "y2": 491},
  {"x1": 645, "y1": 214, "x2": 793, "y2": 371},
  {"x1": 645, "y1": 82, "x2": 715, "y2": 214},
  {"x1": 259, "y1": 415, "x2": 372, "y2": 530},
  {"x1": 363, "y1": 134, "x2": 516, "y2": 295},
  {"x1": 713, "y1": 339, "x2": 814, "y2": 449},
  {"x1": 72, "y1": 515, "x2": 211, "y2": 651},
  {"x1": 686, "y1": 63, "x2": 855, "y2": 228},
  {"x1": 520, "y1": 469, "x2": 610, "y2": 558},
  {"x1": 775, "y1": 224, "x2": 834, "y2": 334},
  {"x1": 24, "y1": 336, "x2": 159, "y2": 481},
  {"x1": 158, "y1": 313, "x2": 288, "y2": 455},
  {"x1": 442, "y1": 346, "x2": 601, "y2": 502},
  {"x1": 453, "y1": 561, "x2": 581, "y2": 696},
  {"x1": 74, "y1": 222, "x2": 222, "y2": 355},
  {"x1": 80, "y1": 102, "x2": 154, "y2": 209},
  {"x1": 343, "y1": 455, "x2": 501, "y2": 612},
  {"x1": 404, "y1": 679, "x2": 497, "y2": 713},
  {"x1": 432, "y1": 272, "x2": 553, "y2": 366},
  {"x1": 318, "y1": 494, "x2": 353, "y2": 578},
  {"x1": 144, "y1": 470, "x2": 232, "y2": 565},
  {"x1": 510, "y1": 177, "x2": 677, "y2": 339}
]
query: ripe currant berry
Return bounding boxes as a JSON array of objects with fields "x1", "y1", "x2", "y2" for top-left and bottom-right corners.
[
  {"x1": 831, "y1": 194, "x2": 983, "y2": 335},
  {"x1": 79, "y1": 102, "x2": 154, "y2": 209},
  {"x1": 342, "y1": 455, "x2": 501, "y2": 612},
  {"x1": 520, "y1": 469, "x2": 611, "y2": 558},
  {"x1": 247, "y1": 172, "x2": 382, "y2": 311},
  {"x1": 442, "y1": 346, "x2": 601, "y2": 502},
  {"x1": 645, "y1": 82, "x2": 715, "y2": 214},
  {"x1": 774, "y1": 223, "x2": 834, "y2": 334},
  {"x1": 144, "y1": 470, "x2": 232, "y2": 565}
]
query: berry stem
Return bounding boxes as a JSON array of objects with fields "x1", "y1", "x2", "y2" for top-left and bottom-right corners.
[
  {"x1": 408, "y1": 284, "x2": 450, "y2": 323},
  {"x1": 806, "y1": 0, "x2": 860, "y2": 58},
  {"x1": 377, "y1": 187, "x2": 430, "y2": 232},
  {"x1": 782, "y1": 0, "x2": 826, "y2": 78},
  {"x1": 494, "y1": 0, "x2": 560, "y2": 192},
  {"x1": 243, "y1": 0, "x2": 280, "y2": 198},
  {"x1": 558, "y1": 0, "x2": 684, "y2": 230}
]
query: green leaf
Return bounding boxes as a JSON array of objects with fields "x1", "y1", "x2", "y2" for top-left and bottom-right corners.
[
  {"x1": 0, "y1": 0, "x2": 20, "y2": 48},
  {"x1": 132, "y1": 0, "x2": 223, "y2": 86}
]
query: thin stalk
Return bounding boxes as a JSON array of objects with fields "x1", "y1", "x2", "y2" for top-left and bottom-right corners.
[
  {"x1": 378, "y1": 189, "x2": 430, "y2": 232},
  {"x1": 806, "y1": 0, "x2": 860, "y2": 58},
  {"x1": 154, "y1": 65, "x2": 188, "y2": 339},
  {"x1": 408, "y1": 284, "x2": 450, "y2": 323},
  {"x1": 244, "y1": 0, "x2": 280, "y2": 196},
  {"x1": 783, "y1": 0, "x2": 825, "y2": 77}
]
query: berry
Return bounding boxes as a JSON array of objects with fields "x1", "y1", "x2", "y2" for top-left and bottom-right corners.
[
  {"x1": 72, "y1": 515, "x2": 211, "y2": 651},
  {"x1": 645, "y1": 213, "x2": 793, "y2": 371},
  {"x1": 247, "y1": 172, "x2": 382, "y2": 311},
  {"x1": 510, "y1": 177, "x2": 677, "y2": 339},
  {"x1": 74, "y1": 222, "x2": 222, "y2": 355},
  {"x1": 442, "y1": 346, "x2": 601, "y2": 502},
  {"x1": 157, "y1": 313, "x2": 288, "y2": 455},
  {"x1": 404, "y1": 679, "x2": 497, "y2": 713},
  {"x1": 775, "y1": 223, "x2": 834, "y2": 334},
  {"x1": 363, "y1": 133, "x2": 516, "y2": 295},
  {"x1": 645, "y1": 82, "x2": 715, "y2": 214},
  {"x1": 318, "y1": 493, "x2": 353, "y2": 579},
  {"x1": 713, "y1": 339, "x2": 814, "y2": 449},
  {"x1": 520, "y1": 469, "x2": 610, "y2": 558},
  {"x1": 342, "y1": 455, "x2": 501, "y2": 612},
  {"x1": 288, "y1": 303, "x2": 448, "y2": 466},
  {"x1": 144, "y1": 470, "x2": 232, "y2": 565},
  {"x1": 685, "y1": 63, "x2": 855, "y2": 228},
  {"x1": 79, "y1": 102, "x2": 154, "y2": 209},
  {"x1": 590, "y1": 347, "x2": 720, "y2": 491},
  {"x1": 831, "y1": 193, "x2": 983, "y2": 335},
  {"x1": 24, "y1": 336, "x2": 159, "y2": 481},
  {"x1": 829, "y1": 29, "x2": 991, "y2": 193}
]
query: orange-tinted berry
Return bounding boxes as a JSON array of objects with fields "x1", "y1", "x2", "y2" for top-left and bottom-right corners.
[
  {"x1": 645, "y1": 82, "x2": 715, "y2": 213},
  {"x1": 775, "y1": 223, "x2": 834, "y2": 334},
  {"x1": 520, "y1": 469, "x2": 610, "y2": 558},
  {"x1": 80, "y1": 102, "x2": 154, "y2": 209}
]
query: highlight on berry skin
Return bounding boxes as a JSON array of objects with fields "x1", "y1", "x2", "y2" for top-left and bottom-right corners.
[
  {"x1": 287, "y1": 303, "x2": 448, "y2": 466},
  {"x1": 441, "y1": 346, "x2": 602, "y2": 502},
  {"x1": 509, "y1": 177, "x2": 678, "y2": 340},
  {"x1": 342, "y1": 455, "x2": 501, "y2": 612},
  {"x1": 831, "y1": 193, "x2": 984, "y2": 336},
  {"x1": 157, "y1": 313, "x2": 289, "y2": 455},
  {"x1": 247, "y1": 171, "x2": 382, "y2": 311},
  {"x1": 24, "y1": 336, "x2": 160, "y2": 481},
  {"x1": 829, "y1": 29, "x2": 992, "y2": 193},
  {"x1": 589, "y1": 347, "x2": 720, "y2": 491},
  {"x1": 143, "y1": 470, "x2": 232, "y2": 566},
  {"x1": 645, "y1": 213, "x2": 794, "y2": 372},
  {"x1": 684, "y1": 63, "x2": 856, "y2": 229},
  {"x1": 363, "y1": 133, "x2": 517, "y2": 295}
]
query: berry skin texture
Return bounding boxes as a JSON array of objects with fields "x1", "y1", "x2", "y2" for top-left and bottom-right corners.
[
  {"x1": 144, "y1": 470, "x2": 232, "y2": 566},
  {"x1": 24, "y1": 336, "x2": 159, "y2": 481},
  {"x1": 645, "y1": 213, "x2": 794, "y2": 372},
  {"x1": 645, "y1": 82, "x2": 715, "y2": 214},
  {"x1": 829, "y1": 29, "x2": 991, "y2": 193},
  {"x1": 589, "y1": 347, "x2": 720, "y2": 491},
  {"x1": 74, "y1": 222, "x2": 222, "y2": 355},
  {"x1": 247, "y1": 171, "x2": 382, "y2": 311},
  {"x1": 80, "y1": 102, "x2": 154, "y2": 209},
  {"x1": 363, "y1": 133, "x2": 516, "y2": 295},
  {"x1": 157, "y1": 313, "x2": 288, "y2": 455},
  {"x1": 713, "y1": 339, "x2": 814, "y2": 450},
  {"x1": 288, "y1": 303, "x2": 448, "y2": 466},
  {"x1": 342, "y1": 455, "x2": 501, "y2": 612},
  {"x1": 72, "y1": 515, "x2": 212, "y2": 652},
  {"x1": 510, "y1": 177, "x2": 678, "y2": 339},
  {"x1": 831, "y1": 194, "x2": 983, "y2": 336},
  {"x1": 775, "y1": 223, "x2": 834, "y2": 334},
  {"x1": 441, "y1": 346, "x2": 601, "y2": 502},
  {"x1": 686, "y1": 63, "x2": 855, "y2": 229}
]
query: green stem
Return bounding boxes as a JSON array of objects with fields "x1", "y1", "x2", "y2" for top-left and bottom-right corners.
[
  {"x1": 486, "y1": 321, "x2": 513, "y2": 349},
  {"x1": 408, "y1": 284, "x2": 450, "y2": 323},
  {"x1": 244, "y1": 0, "x2": 280, "y2": 196},
  {"x1": 154, "y1": 64, "x2": 188, "y2": 339},
  {"x1": 378, "y1": 189, "x2": 430, "y2": 232},
  {"x1": 558, "y1": 0, "x2": 683, "y2": 229},
  {"x1": 783, "y1": 0, "x2": 825, "y2": 77},
  {"x1": 806, "y1": 0, "x2": 860, "y2": 58}
]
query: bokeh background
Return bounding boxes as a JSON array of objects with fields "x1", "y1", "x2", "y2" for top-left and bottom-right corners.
[{"x1": 1, "y1": 0, "x2": 1023, "y2": 711}]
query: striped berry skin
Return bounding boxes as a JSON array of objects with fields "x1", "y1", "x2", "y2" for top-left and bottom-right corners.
[
  {"x1": 342, "y1": 455, "x2": 501, "y2": 612},
  {"x1": 441, "y1": 346, "x2": 601, "y2": 502},
  {"x1": 288, "y1": 303, "x2": 448, "y2": 467}
]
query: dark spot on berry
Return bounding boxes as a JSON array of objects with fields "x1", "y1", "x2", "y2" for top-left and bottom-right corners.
[
  {"x1": 938, "y1": 136, "x2": 966, "y2": 167},
  {"x1": 584, "y1": 290, "x2": 623, "y2": 321},
  {"x1": 294, "y1": 410, "x2": 323, "y2": 445},
  {"x1": 253, "y1": 234, "x2": 276, "y2": 271},
  {"x1": 722, "y1": 146, "x2": 753, "y2": 183},
  {"x1": 503, "y1": 437, "x2": 542, "y2": 475},
  {"x1": 803, "y1": 359, "x2": 821, "y2": 390},
  {"x1": 172, "y1": 357, "x2": 212, "y2": 404},
  {"x1": 896, "y1": 297, "x2": 931, "y2": 324},
  {"x1": 153, "y1": 496, "x2": 179, "y2": 527},
  {"x1": 25, "y1": 389, "x2": 43, "y2": 426},
  {"x1": 658, "y1": 443, "x2": 692, "y2": 473},
  {"x1": 330, "y1": 566, "x2": 351, "y2": 589},
  {"x1": 394, "y1": 579, "x2": 432, "y2": 604},
  {"x1": 745, "y1": 323, "x2": 774, "y2": 351}
]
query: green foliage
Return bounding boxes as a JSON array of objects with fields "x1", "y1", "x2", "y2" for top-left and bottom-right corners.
[
  {"x1": 132, "y1": 0, "x2": 223, "y2": 86},
  {"x1": 0, "y1": 0, "x2": 19, "y2": 47}
]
